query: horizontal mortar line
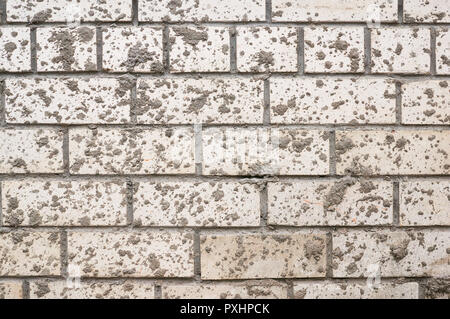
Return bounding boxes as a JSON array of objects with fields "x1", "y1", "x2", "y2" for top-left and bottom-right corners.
[
  {"x1": 1, "y1": 225, "x2": 449, "y2": 232},
  {"x1": 0, "y1": 173, "x2": 450, "y2": 180},
  {"x1": 3, "y1": 21, "x2": 450, "y2": 28},
  {"x1": 1, "y1": 71, "x2": 450, "y2": 78},
  {"x1": 1, "y1": 123, "x2": 450, "y2": 130},
  {"x1": 0, "y1": 276, "x2": 436, "y2": 283}
]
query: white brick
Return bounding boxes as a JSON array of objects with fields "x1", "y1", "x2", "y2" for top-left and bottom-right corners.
[
  {"x1": 202, "y1": 128, "x2": 329, "y2": 176},
  {"x1": 332, "y1": 230, "x2": 449, "y2": 277},
  {"x1": 294, "y1": 282, "x2": 419, "y2": 299},
  {"x1": 0, "y1": 281, "x2": 23, "y2": 299},
  {"x1": 270, "y1": 77, "x2": 396, "y2": 124},
  {"x1": 268, "y1": 179, "x2": 393, "y2": 226},
  {"x1": 272, "y1": 0, "x2": 398, "y2": 22},
  {"x1": 162, "y1": 283, "x2": 288, "y2": 299},
  {"x1": 304, "y1": 27, "x2": 364, "y2": 73},
  {"x1": 68, "y1": 231, "x2": 194, "y2": 278},
  {"x1": 136, "y1": 78, "x2": 264, "y2": 124},
  {"x1": 201, "y1": 233, "x2": 327, "y2": 279},
  {"x1": 371, "y1": 28, "x2": 431, "y2": 74},
  {"x1": 69, "y1": 128, "x2": 195, "y2": 175},
  {"x1": 7, "y1": 0, "x2": 132, "y2": 22},
  {"x1": 400, "y1": 180, "x2": 450, "y2": 226},
  {"x1": 0, "y1": 27, "x2": 31, "y2": 72},
  {"x1": 103, "y1": 27, "x2": 163, "y2": 73},
  {"x1": 404, "y1": 0, "x2": 450, "y2": 23},
  {"x1": 139, "y1": 0, "x2": 266, "y2": 22},
  {"x1": 401, "y1": 80, "x2": 450, "y2": 125},
  {"x1": 30, "y1": 280, "x2": 154, "y2": 299},
  {"x1": 0, "y1": 232, "x2": 61, "y2": 276},
  {"x1": 134, "y1": 181, "x2": 260, "y2": 227},
  {"x1": 436, "y1": 28, "x2": 450, "y2": 75},
  {"x1": 5, "y1": 78, "x2": 131, "y2": 124},
  {"x1": 2, "y1": 180, "x2": 127, "y2": 227},
  {"x1": 0, "y1": 129, "x2": 64, "y2": 174},
  {"x1": 336, "y1": 130, "x2": 450, "y2": 175},
  {"x1": 169, "y1": 27, "x2": 230, "y2": 73},
  {"x1": 37, "y1": 27, "x2": 97, "y2": 72},
  {"x1": 236, "y1": 27, "x2": 298, "y2": 72}
]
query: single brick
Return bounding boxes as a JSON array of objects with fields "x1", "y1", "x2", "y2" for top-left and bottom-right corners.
[
  {"x1": 304, "y1": 27, "x2": 364, "y2": 73},
  {"x1": 236, "y1": 27, "x2": 298, "y2": 72},
  {"x1": 169, "y1": 27, "x2": 230, "y2": 73},
  {"x1": 202, "y1": 128, "x2": 329, "y2": 176},
  {"x1": 0, "y1": 281, "x2": 23, "y2": 299},
  {"x1": 103, "y1": 27, "x2": 163, "y2": 73},
  {"x1": 371, "y1": 28, "x2": 431, "y2": 74},
  {"x1": 68, "y1": 231, "x2": 194, "y2": 277},
  {"x1": 272, "y1": 0, "x2": 398, "y2": 22},
  {"x1": 134, "y1": 181, "x2": 260, "y2": 227},
  {"x1": 69, "y1": 127, "x2": 195, "y2": 175},
  {"x1": 400, "y1": 180, "x2": 450, "y2": 226},
  {"x1": 0, "y1": 129, "x2": 64, "y2": 174},
  {"x1": 37, "y1": 27, "x2": 97, "y2": 72},
  {"x1": 436, "y1": 28, "x2": 450, "y2": 75},
  {"x1": 7, "y1": 0, "x2": 132, "y2": 22},
  {"x1": 270, "y1": 77, "x2": 396, "y2": 124},
  {"x1": 0, "y1": 27, "x2": 31, "y2": 72},
  {"x1": 136, "y1": 78, "x2": 264, "y2": 124},
  {"x1": 5, "y1": 78, "x2": 131, "y2": 124},
  {"x1": 294, "y1": 282, "x2": 419, "y2": 299},
  {"x1": 162, "y1": 283, "x2": 288, "y2": 299},
  {"x1": 0, "y1": 231, "x2": 61, "y2": 276},
  {"x1": 267, "y1": 178, "x2": 393, "y2": 226},
  {"x1": 403, "y1": 0, "x2": 450, "y2": 23},
  {"x1": 1, "y1": 180, "x2": 127, "y2": 227},
  {"x1": 201, "y1": 233, "x2": 327, "y2": 279},
  {"x1": 401, "y1": 80, "x2": 450, "y2": 125},
  {"x1": 332, "y1": 230, "x2": 449, "y2": 277},
  {"x1": 139, "y1": 0, "x2": 265, "y2": 22},
  {"x1": 335, "y1": 130, "x2": 450, "y2": 175},
  {"x1": 30, "y1": 280, "x2": 154, "y2": 299}
]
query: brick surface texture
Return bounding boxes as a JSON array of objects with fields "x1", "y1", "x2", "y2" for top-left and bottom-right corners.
[{"x1": 0, "y1": 0, "x2": 448, "y2": 300}]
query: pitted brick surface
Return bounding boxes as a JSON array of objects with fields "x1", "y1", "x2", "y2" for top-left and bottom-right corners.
[{"x1": 0, "y1": 0, "x2": 448, "y2": 300}]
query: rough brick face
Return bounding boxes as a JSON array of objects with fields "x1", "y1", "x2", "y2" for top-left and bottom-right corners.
[
  {"x1": 236, "y1": 27, "x2": 298, "y2": 72},
  {"x1": 139, "y1": 0, "x2": 266, "y2": 22},
  {"x1": 30, "y1": 280, "x2": 154, "y2": 299},
  {"x1": 304, "y1": 27, "x2": 365, "y2": 73},
  {"x1": 272, "y1": 0, "x2": 398, "y2": 22},
  {"x1": 0, "y1": 0, "x2": 448, "y2": 300},
  {"x1": 169, "y1": 27, "x2": 230, "y2": 73},
  {"x1": 332, "y1": 230, "x2": 449, "y2": 277},
  {"x1": 336, "y1": 130, "x2": 450, "y2": 175},
  {"x1": 68, "y1": 231, "x2": 194, "y2": 278},
  {"x1": 69, "y1": 128, "x2": 195, "y2": 174},
  {"x1": 400, "y1": 180, "x2": 450, "y2": 226},
  {"x1": 294, "y1": 282, "x2": 419, "y2": 299},
  {"x1": 371, "y1": 28, "x2": 431, "y2": 74},
  {"x1": 0, "y1": 27, "x2": 31, "y2": 72},
  {"x1": 36, "y1": 27, "x2": 97, "y2": 72},
  {"x1": 5, "y1": 78, "x2": 131, "y2": 124},
  {"x1": 201, "y1": 233, "x2": 327, "y2": 279},
  {"x1": 0, "y1": 129, "x2": 64, "y2": 174},
  {"x1": 103, "y1": 27, "x2": 163, "y2": 73},
  {"x1": 270, "y1": 78, "x2": 396, "y2": 124},
  {"x1": 134, "y1": 181, "x2": 260, "y2": 227},
  {"x1": 136, "y1": 78, "x2": 264, "y2": 124},
  {"x1": 0, "y1": 232, "x2": 61, "y2": 276},
  {"x1": 401, "y1": 80, "x2": 449, "y2": 125},
  {"x1": 267, "y1": 179, "x2": 393, "y2": 226},
  {"x1": 2, "y1": 180, "x2": 127, "y2": 226}
]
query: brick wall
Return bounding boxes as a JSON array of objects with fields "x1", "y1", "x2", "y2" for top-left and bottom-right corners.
[{"x1": 0, "y1": 0, "x2": 449, "y2": 299}]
